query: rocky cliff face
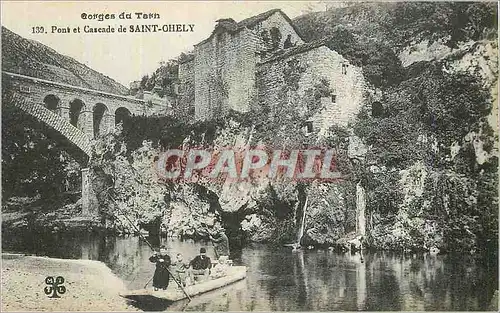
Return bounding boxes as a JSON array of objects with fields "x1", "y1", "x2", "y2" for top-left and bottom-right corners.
[
  {"x1": 89, "y1": 34, "x2": 497, "y2": 252},
  {"x1": 88, "y1": 115, "x2": 360, "y2": 247},
  {"x1": 1, "y1": 27, "x2": 128, "y2": 95}
]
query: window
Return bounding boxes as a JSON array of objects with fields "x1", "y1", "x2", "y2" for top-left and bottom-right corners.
[
  {"x1": 371, "y1": 101, "x2": 384, "y2": 117},
  {"x1": 304, "y1": 121, "x2": 314, "y2": 135},
  {"x1": 342, "y1": 64, "x2": 348, "y2": 75},
  {"x1": 270, "y1": 27, "x2": 282, "y2": 50},
  {"x1": 261, "y1": 30, "x2": 270, "y2": 43},
  {"x1": 331, "y1": 94, "x2": 337, "y2": 103}
]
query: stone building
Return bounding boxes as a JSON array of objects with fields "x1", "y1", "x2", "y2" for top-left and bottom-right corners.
[{"x1": 178, "y1": 9, "x2": 370, "y2": 134}]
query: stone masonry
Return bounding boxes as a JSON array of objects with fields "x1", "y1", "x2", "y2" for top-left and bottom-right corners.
[
  {"x1": 8, "y1": 92, "x2": 92, "y2": 155},
  {"x1": 178, "y1": 9, "x2": 370, "y2": 132},
  {"x1": 3, "y1": 71, "x2": 171, "y2": 216},
  {"x1": 258, "y1": 43, "x2": 367, "y2": 135},
  {"x1": 3, "y1": 71, "x2": 170, "y2": 147}
]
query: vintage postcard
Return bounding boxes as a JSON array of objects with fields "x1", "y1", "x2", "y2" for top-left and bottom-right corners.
[{"x1": 1, "y1": 1, "x2": 498, "y2": 311}]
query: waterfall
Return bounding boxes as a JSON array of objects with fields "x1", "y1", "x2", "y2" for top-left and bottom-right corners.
[
  {"x1": 356, "y1": 181, "x2": 366, "y2": 237},
  {"x1": 297, "y1": 195, "x2": 308, "y2": 244}
]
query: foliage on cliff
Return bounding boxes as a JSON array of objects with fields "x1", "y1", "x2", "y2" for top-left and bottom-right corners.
[
  {"x1": 353, "y1": 63, "x2": 497, "y2": 253},
  {"x1": 293, "y1": 2, "x2": 497, "y2": 87},
  {"x1": 1, "y1": 27, "x2": 128, "y2": 95},
  {"x1": 135, "y1": 60, "x2": 180, "y2": 98}
]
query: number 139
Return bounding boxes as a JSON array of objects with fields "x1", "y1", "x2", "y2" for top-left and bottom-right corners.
[{"x1": 32, "y1": 26, "x2": 45, "y2": 34}]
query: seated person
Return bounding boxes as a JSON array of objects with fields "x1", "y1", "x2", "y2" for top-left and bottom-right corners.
[
  {"x1": 188, "y1": 247, "x2": 212, "y2": 284},
  {"x1": 210, "y1": 256, "x2": 229, "y2": 279},
  {"x1": 172, "y1": 253, "x2": 190, "y2": 287}
]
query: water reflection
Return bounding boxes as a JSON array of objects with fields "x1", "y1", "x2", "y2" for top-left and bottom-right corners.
[{"x1": 2, "y1": 231, "x2": 497, "y2": 311}]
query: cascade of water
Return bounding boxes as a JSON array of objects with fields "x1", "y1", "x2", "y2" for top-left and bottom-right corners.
[
  {"x1": 356, "y1": 181, "x2": 366, "y2": 236},
  {"x1": 297, "y1": 195, "x2": 308, "y2": 244}
]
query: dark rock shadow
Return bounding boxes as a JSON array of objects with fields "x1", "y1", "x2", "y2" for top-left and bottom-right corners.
[{"x1": 124, "y1": 295, "x2": 175, "y2": 311}]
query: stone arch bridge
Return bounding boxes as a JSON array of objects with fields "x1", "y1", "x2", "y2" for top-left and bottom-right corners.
[{"x1": 2, "y1": 71, "x2": 170, "y2": 215}]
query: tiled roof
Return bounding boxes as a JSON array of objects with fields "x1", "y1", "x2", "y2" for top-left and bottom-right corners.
[
  {"x1": 259, "y1": 38, "x2": 331, "y2": 65},
  {"x1": 237, "y1": 9, "x2": 281, "y2": 28},
  {"x1": 195, "y1": 9, "x2": 304, "y2": 46},
  {"x1": 215, "y1": 18, "x2": 239, "y2": 32},
  {"x1": 178, "y1": 53, "x2": 195, "y2": 64}
]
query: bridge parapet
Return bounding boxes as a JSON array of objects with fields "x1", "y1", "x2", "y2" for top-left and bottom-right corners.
[
  {"x1": 3, "y1": 71, "x2": 172, "y2": 139},
  {"x1": 3, "y1": 71, "x2": 147, "y2": 106}
]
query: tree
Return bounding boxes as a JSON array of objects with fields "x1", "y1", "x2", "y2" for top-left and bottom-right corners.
[{"x1": 2, "y1": 106, "x2": 83, "y2": 199}]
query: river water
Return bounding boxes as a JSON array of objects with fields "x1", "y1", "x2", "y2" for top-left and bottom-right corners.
[{"x1": 2, "y1": 231, "x2": 498, "y2": 311}]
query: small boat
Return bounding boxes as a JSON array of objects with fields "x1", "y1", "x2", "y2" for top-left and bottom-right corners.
[{"x1": 120, "y1": 266, "x2": 247, "y2": 301}]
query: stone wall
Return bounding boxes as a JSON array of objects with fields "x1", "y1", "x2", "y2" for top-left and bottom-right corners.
[
  {"x1": 178, "y1": 59, "x2": 195, "y2": 118},
  {"x1": 257, "y1": 45, "x2": 368, "y2": 135},
  {"x1": 194, "y1": 28, "x2": 259, "y2": 120},
  {"x1": 180, "y1": 10, "x2": 368, "y2": 128}
]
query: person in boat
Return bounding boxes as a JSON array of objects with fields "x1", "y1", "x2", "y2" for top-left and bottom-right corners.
[
  {"x1": 149, "y1": 245, "x2": 171, "y2": 291},
  {"x1": 210, "y1": 255, "x2": 229, "y2": 279},
  {"x1": 209, "y1": 228, "x2": 230, "y2": 261},
  {"x1": 172, "y1": 253, "x2": 190, "y2": 287},
  {"x1": 188, "y1": 247, "x2": 212, "y2": 284}
]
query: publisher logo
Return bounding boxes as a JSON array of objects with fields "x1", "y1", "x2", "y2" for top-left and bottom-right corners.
[{"x1": 44, "y1": 276, "x2": 66, "y2": 298}]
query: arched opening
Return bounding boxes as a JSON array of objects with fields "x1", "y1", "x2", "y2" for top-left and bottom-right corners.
[
  {"x1": 115, "y1": 107, "x2": 131, "y2": 125},
  {"x1": 371, "y1": 101, "x2": 384, "y2": 118},
  {"x1": 93, "y1": 103, "x2": 109, "y2": 138},
  {"x1": 2, "y1": 104, "x2": 89, "y2": 200},
  {"x1": 43, "y1": 95, "x2": 60, "y2": 112},
  {"x1": 69, "y1": 99, "x2": 85, "y2": 130},
  {"x1": 270, "y1": 27, "x2": 282, "y2": 50}
]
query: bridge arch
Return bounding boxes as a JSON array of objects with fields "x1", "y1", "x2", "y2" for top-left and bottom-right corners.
[
  {"x1": 6, "y1": 93, "x2": 92, "y2": 156},
  {"x1": 115, "y1": 107, "x2": 132, "y2": 125},
  {"x1": 69, "y1": 99, "x2": 86, "y2": 131},
  {"x1": 93, "y1": 103, "x2": 109, "y2": 137},
  {"x1": 43, "y1": 94, "x2": 60, "y2": 112}
]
